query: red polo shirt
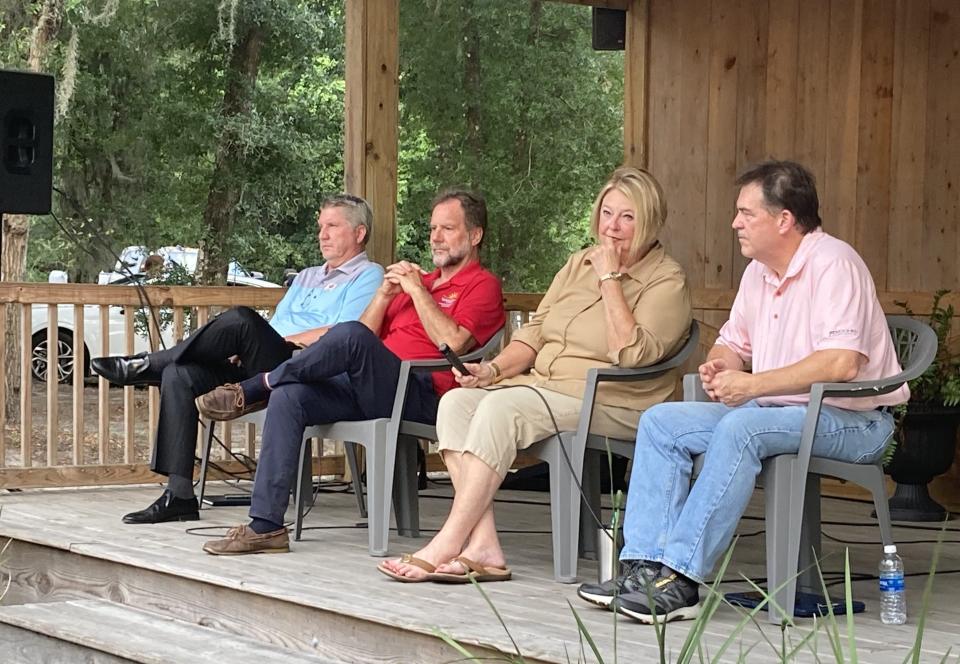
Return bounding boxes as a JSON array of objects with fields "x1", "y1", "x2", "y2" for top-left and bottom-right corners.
[{"x1": 381, "y1": 260, "x2": 504, "y2": 395}]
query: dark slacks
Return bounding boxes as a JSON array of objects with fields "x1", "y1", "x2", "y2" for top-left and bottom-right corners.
[
  {"x1": 149, "y1": 306, "x2": 293, "y2": 478},
  {"x1": 250, "y1": 321, "x2": 438, "y2": 525}
]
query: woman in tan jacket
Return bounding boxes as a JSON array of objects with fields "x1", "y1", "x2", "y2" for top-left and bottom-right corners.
[{"x1": 379, "y1": 167, "x2": 692, "y2": 582}]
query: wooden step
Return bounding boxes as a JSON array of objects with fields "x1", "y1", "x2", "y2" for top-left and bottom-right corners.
[
  {"x1": 0, "y1": 621, "x2": 132, "y2": 664},
  {"x1": 0, "y1": 599, "x2": 334, "y2": 664}
]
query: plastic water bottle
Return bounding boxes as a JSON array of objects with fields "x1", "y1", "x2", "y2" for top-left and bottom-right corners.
[{"x1": 879, "y1": 544, "x2": 906, "y2": 624}]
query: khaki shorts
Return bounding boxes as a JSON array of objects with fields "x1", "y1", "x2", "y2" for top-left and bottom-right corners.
[{"x1": 435, "y1": 385, "x2": 641, "y2": 477}]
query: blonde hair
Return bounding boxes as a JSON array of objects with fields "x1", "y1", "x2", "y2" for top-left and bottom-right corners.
[{"x1": 589, "y1": 167, "x2": 667, "y2": 259}]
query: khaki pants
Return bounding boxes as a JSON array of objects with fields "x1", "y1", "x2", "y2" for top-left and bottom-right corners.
[{"x1": 436, "y1": 385, "x2": 641, "y2": 477}]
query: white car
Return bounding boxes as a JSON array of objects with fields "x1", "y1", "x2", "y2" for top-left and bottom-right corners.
[
  {"x1": 96, "y1": 245, "x2": 278, "y2": 289},
  {"x1": 31, "y1": 248, "x2": 280, "y2": 383}
]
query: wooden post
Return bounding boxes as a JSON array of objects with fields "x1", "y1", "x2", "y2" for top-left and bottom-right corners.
[
  {"x1": 344, "y1": 0, "x2": 400, "y2": 267},
  {"x1": 72, "y1": 304, "x2": 84, "y2": 465},
  {"x1": 623, "y1": 0, "x2": 650, "y2": 168},
  {"x1": 20, "y1": 304, "x2": 32, "y2": 467},
  {"x1": 46, "y1": 304, "x2": 58, "y2": 466}
]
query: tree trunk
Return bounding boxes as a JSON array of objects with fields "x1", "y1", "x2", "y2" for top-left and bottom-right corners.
[
  {"x1": 3, "y1": 0, "x2": 63, "y2": 421},
  {"x1": 197, "y1": 23, "x2": 264, "y2": 285}
]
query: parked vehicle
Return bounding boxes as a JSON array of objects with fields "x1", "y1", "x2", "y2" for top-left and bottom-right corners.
[
  {"x1": 97, "y1": 245, "x2": 277, "y2": 288},
  {"x1": 31, "y1": 248, "x2": 280, "y2": 383}
]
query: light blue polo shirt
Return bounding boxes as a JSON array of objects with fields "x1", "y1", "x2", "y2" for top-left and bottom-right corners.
[{"x1": 269, "y1": 252, "x2": 383, "y2": 337}]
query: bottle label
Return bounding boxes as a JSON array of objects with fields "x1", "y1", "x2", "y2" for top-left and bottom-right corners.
[{"x1": 879, "y1": 576, "x2": 904, "y2": 592}]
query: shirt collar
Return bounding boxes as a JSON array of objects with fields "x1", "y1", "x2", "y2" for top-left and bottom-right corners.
[
  {"x1": 759, "y1": 229, "x2": 825, "y2": 285},
  {"x1": 324, "y1": 251, "x2": 369, "y2": 277}
]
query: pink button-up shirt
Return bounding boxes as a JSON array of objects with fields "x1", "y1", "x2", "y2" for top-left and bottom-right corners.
[{"x1": 717, "y1": 229, "x2": 909, "y2": 410}]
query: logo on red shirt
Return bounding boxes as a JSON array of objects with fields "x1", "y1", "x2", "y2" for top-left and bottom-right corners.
[{"x1": 439, "y1": 292, "x2": 460, "y2": 308}]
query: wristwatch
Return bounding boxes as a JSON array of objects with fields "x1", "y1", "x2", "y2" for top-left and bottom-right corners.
[{"x1": 598, "y1": 271, "x2": 624, "y2": 284}]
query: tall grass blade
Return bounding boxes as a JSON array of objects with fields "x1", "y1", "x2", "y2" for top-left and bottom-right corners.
[
  {"x1": 843, "y1": 549, "x2": 858, "y2": 664},
  {"x1": 813, "y1": 554, "x2": 846, "y2": 663},
  {"x1": 678, "y1": 540, "x2": 741, "y2": 663},
  {"x1": 468, "y1": 576, "x2": 524, "y2": 660},
  {"x1": 907, "y1": 518, "x2": 947, "y2": 664},
  {"x1": 709, "y1": 564, "x2": 817, "y2": 662},
  {"x1": 0, "y1": 538, "x2": 11, "y2": 602},
  {"x1": 431, "y1": 627, "x2": 479, "y2": 661},
  {"x1": 567, "y1": 600, "x2": 606, "y2": 664}
]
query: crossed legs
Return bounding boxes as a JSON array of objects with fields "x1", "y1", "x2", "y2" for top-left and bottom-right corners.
[{"x1": 382, "y1": 385, "x2": 583, "y2": 580}]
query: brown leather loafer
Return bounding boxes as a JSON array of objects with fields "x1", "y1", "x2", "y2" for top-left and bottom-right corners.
[
  {"x1": 195, "y1": 384, "x2": 266, "y2": 421},
  {"x1": 202, "y1": 524, "x2": 290, "y2": 555}
]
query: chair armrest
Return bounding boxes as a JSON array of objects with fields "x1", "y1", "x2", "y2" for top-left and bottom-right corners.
[
  {"x1": 814, "y1": 376, "x2": 909, "y2": 400},
  {"x1": 573, "y1": 321, "x2": 700, "y2": 444},
  {"x1": 389, "y1": 326, "x2": 506, "y2": 417}
]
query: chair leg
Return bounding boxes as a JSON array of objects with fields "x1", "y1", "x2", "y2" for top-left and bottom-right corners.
[
  {"x1": 764, "y1": 456, "x2": 802, "y2": 623},
  {"x1": 548, "y1": 432, "x2": 584, "y2": 584},
  {"x1": 344, "y1": 442, "x2": 367, "y2": 518},
  {"x1": 797, "y1": 475, "x2": 822, "y2": 595},
  {"x1": 364, "y1": 420, "x2": 394, "y2": 556},
  {"x1": 578, "y1": 451, "x2": 603, "y2": 561},
  {"x1": 864, "y1": 465, "x2": 894, "y2": 546},
  {"x1": 294, "y1": 437, "x2": 313, "y2": 542},
  {"x1": 197, "y1": 418, "x2": 215, "y2": 508},
  {"x1": 392, "y1": 435, "x2": 420, "y2": 538}
]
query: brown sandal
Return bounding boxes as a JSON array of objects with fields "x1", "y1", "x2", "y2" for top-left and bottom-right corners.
[
  {"x1": 432, "y1": 556, "x2": 512, "y2": 583},
  {"x1": 377, "y1": 553, "x2": 438, "y2": 583}
]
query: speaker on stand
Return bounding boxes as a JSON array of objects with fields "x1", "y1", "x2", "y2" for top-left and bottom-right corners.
[{"x1": 1, "y1": 69, "x2": 55, "y2": 262}]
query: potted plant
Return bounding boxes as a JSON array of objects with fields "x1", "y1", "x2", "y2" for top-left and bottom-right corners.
[{"x1": 884, "y1": 290, "x2": 960, "y2": 521}]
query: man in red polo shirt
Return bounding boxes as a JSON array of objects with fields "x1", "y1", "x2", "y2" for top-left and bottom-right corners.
[{"x1": 197, "y1": 188, "x2": 505, "y2": 555}]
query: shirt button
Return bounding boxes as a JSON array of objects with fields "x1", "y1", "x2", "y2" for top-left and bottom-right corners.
[
  {"x1": 774, "y1": 314, "x2": 779, "y2": 319},
  {"x1": 775, "y1": 290, "x2": 782, "y2": 296}
]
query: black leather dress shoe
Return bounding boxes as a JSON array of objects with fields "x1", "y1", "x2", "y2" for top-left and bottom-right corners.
[
  {"x1": 122, "y1": 491, "x2": 200, "y2": 524},
  {"x1": 91, "y1": 352, "x2": 161, "y2": 386}
]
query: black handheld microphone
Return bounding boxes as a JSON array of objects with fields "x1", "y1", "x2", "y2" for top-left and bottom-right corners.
[{"x1": 438, "y1": 343, "x2": 469, "y2": 375}]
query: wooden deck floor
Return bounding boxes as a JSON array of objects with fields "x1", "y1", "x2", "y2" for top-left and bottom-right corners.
[{"x1": 1, "y1": 481, "x2": 959, "y2": 663}]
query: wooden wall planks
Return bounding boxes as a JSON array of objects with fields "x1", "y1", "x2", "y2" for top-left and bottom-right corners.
[{"x1": 645, "y1": 0, "x2": 960, "y2": 293}]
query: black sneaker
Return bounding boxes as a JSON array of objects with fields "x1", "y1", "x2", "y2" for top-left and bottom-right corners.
[
  {"x1": 577, "y1": 560, "x2": 662, "y2": 608},
  {"x1": 612, "y1": 571, "x2": 700, "y2": 624}
]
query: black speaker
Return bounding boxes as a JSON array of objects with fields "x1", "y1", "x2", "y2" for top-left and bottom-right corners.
[
  {"x1": 592, "y1": 8, "x2": 626, "y2": 51},
  {"x1": 0, "y1": 69, "x2": 55, "y2": 215}
]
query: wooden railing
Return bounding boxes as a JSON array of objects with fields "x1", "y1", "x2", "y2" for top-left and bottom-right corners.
[{"x1": 0, "y1": 283, "x2": 955, "y2": 490}]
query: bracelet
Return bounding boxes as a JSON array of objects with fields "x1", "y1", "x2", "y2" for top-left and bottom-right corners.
[
  {"x1": 599, "y1": 271, "x2": 624, "y2": 284},
  {"x1": 488, "y1": 361, "x2": 503, "y2": 384}
]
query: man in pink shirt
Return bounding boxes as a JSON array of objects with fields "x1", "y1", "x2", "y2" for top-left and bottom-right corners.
[{"x1": 578, "y1": 160, "x2": 908, "y2": 623}]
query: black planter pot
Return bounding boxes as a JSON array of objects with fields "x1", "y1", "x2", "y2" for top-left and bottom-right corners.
[{"x1": 883, "y1": 405, "x2": 960, "y2": 521}]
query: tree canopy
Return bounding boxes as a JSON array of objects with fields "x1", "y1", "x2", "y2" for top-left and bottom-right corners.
[{"x1": 3, "y1": 0, "x2": 624, "y2": 290}]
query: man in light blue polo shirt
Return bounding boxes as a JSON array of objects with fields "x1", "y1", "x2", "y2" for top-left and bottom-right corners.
[{"x1": 91, "y1": 194, "x2": 383, "y2": 524}]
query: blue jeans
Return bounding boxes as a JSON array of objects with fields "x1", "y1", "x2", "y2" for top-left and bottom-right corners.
[{"x1": 620, "y1": 401, "x2": 894, "y2": 582}]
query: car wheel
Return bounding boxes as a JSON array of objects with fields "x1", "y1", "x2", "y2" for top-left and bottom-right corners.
[{"x1": 31, "y1": 329, "x2": 76, "y2": 384}]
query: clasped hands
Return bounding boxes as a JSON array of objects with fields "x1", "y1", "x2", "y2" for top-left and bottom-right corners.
[
  {"x1": 379, "y1": 260, "x2": 428, "y2": 297},
  {"x1": 698, "y1": 358, "x2": 756, "y2": 407}
]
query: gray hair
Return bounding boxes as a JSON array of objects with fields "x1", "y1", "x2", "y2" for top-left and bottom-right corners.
[{"x1": 320, "y1": 194, "x2": 373, "y2": 244}]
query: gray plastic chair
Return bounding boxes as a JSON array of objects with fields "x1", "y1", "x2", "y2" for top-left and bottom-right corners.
[
  {"x1": 198, "y1": 328, "x2": 505, "y2": 557},
  {"x1": 683, "y1": 314, "x2": 936, "y2": 622},
  {"x1": 307, "y1": 327, "x2": 504, "y2": 556},
  {"x1": 526, "y1": 321, "x2": 700, "y2": 582}
]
